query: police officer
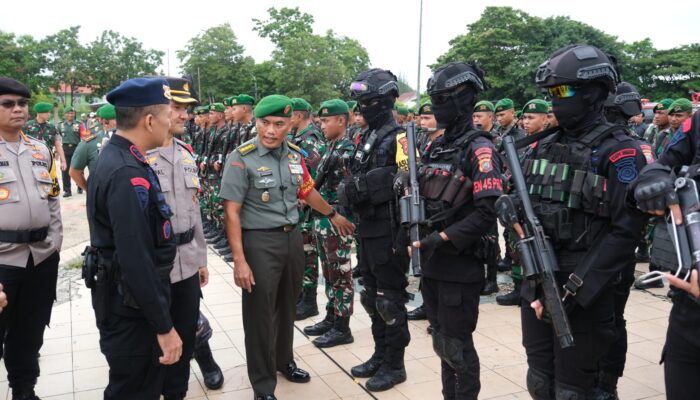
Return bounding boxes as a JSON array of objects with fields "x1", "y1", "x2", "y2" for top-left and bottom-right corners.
[
  {"x1": 58, "y1": 106, "x2": 84, "y2": 197},
  {"x1": 302, "y1": 99, "x2": 356, "y2": 348},
  {"x1": 288, "y1": 97, "x2": 325, "y2": 320},
  {"x1": 69, "y1": 105, "x2": 116, "y2": 192},
  {"x1": 408, "y1": 62, "x2": 503, "y2": 400},
  {"x1": 630, "y1": 110, "x2": 700, "y2": 400},
  {"x1": 145, "y1": 77, "x2": 223, "y2": 398},
  {"x1": 86, "y1": 77, "x2": 183, "y2": 399},
  {"x1": 220, "y1": 95, "x2": 354, "y2": 400},
  {"x1": 342, "y1": 68, "x2": 411, "y2": 391},
  {"x1": 0, "y1": 77, "x2": 63, "y2": 400},
  {"x1": 505, "y1": 45, "x2": 648, "y2": 398}
]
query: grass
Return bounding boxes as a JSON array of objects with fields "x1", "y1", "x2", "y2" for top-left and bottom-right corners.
[{"x1": 63, "y1": 256, "x2": 84, "y2": 270}]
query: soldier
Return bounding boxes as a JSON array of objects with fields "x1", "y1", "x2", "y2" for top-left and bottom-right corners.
[
  {"x1": 342, "y1": 69, "x2": 411, "y2": 391},
  {"x1": 69, "y1": 105, "x2": 116, "y2": 192},
  {"x1": 58, "y1": 106, "x2": 85, "y2": 197},
  {"x1": 504, "y1": 44, "x2": 648, "y2": 398},
  {"x1": 346, "y1": 100, "x2": 362, "y2": 143},
  {"x1": 629, "y1": 110, "x2": 700, "y2": 400},
  {"x1": 415, "y1": 99, "x2": 443, "y2": 155},
  {"x1": 0, "y1": 77, "x2": 63, "y2": 400},
  {"x1": 146, "y1": 77, "x2": 222, "y2": 399},
  {"x1": 643, "y1": 98, "x2": 673, "y2": 154},
  {"x1": 667, "y1": 98, "x2": 693, "y2": 134},
  {"x1": 302, "y1": 99, "x2": 356, "y2": 348},
  {"x1": 230, "y1": 94, "x2": 256, "y2": 150},
  {"x1": 86, "y1": 77, "x2": 183, "y2": 399},
  {"x1": 23, "y1": 102, "x2": 67, "y2": 169},
  {"x1": 493, "y1": 98, "x2": 527, "y2": 150},
  {"x1": 204, "y1": 103, "x2": 231, "y2": 257},
  {"x1": 472, "y1": 100, "x2": 495, "y2": 132},
  {"x1": 288, "y1": 97, "x2": 325, "y2": 320},
  {"x1": 220, "y1": 95, "x2": 354, "y2": 400},
  {"x1": 410, "y1": 61, "x2": 503, "y2": 400}
]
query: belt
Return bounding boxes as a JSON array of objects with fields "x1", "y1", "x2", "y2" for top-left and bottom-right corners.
[
  {"x1": 63, "y1": 143, "x2": 77, "y2": 147},
  {"x1": 0, "y1": 227, "x2": 49, "y2": 243},
  {"x1": 244, "y1": 224, "x2": 297, "y2": 233},
  {"x1": 175, "y1": 227, "x2": 196, "y2": 246}
]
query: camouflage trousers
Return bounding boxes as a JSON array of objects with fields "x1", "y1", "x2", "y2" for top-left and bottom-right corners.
[
  {"x1": 314, "y1": 216, "x2": 354, "y2": 317},
  {"x1": 505, "y1": 229, "x2": 522, "y2": 282},
  {"x1": 301, "y1": 219, "x2": 319, "y2": 290},
  {"x1": 198, "y1": 179, "x2": 211, "y2": 224},
  {"x1": 207, "y1": 175, "x2": 223, "y2": 230}
]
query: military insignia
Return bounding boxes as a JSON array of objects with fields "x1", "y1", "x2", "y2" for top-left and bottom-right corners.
[
  {"x1": 191, "y1": 176, "x2": 200, "y2": 188},
  {"x1": 297, "y1": 175, "x2": 302, "y2": 183},
  {"x1": 258, "y1": 177, "x2": 275, "y2": 185},
  {"x1": 40, "y1": 170, "x2": 50, "y2": 180},
  {"x1": 289, "y1": 164, "x2": 303, "y2": 174},
  {"x1": 163, "y1": 85, "x2": 172, "y2": 100},
  {"x1": 129, "y1": 145, "x2": 148, "y2": 163},
  {"x1": 232, "y1": 99, "x2": 238, "y2": 104},
  {"x1": 183, "y1": 82, "x2": 189, "y2": 92},
  {"x1": 257, "y1": 166, "x2": 271, "y2": 172},
  {"x1": 284, "y1": 105, "x2": 292, "y2": 115},
  {"x1": 238, "y1": 142, "x2": 256, "y2": 155},
  {"x1": 182, "y1": 157, "x2": 194, "y2": 165},
  {"x1": 528, "y1": 103, "x2": 536, "y2": 110},
  {"x1": 147, "y1": 156, "x2": 158, "y2": 165},
  {"x1": 162, "y1": 220, "x2": 172, "y2": 240},
  {"x1": 288, "y1": 152, "x2": 300, "y2": 163},
  {"x1": 640, "y1": 144, "x2": 654, "y2": 165},
  {"x1": 609, "y1": 149, "x2": 638, "y2": 184},
  {"x1": 475, "y1": 147, "x2": 493, "y2": 173},
  {"x1": 399, "y1": 137, "x2": 409, "y2": 156},
  {"x1": 261, "y1": 190, "x2": 270, "y2": 203},
  {"x1": 130, "y1": 177, "x2": 151, "y2": 209},
  {"x1": 231, "y1": 161, "x2": 245, "y2": 169},
  {"x1": 32, "y1": 152, "x2": 45, "y2": 160},
  {"x1": 0, "y1": 187, "x2": 9, "y2": 200},
  {"x1": 424, "y1": 106, "x2": 431, "y2": 112},
  {"x1": 322, "y1": 108, "x2": 328, "y2": 114}
]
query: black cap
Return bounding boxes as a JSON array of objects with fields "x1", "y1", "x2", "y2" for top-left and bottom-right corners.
[
  {"x1": 165, "y1": 77, "x2": 198, "y2": 104},
  {"x1": 0, "y1": 77, "x2": 31, "y2": 98}
]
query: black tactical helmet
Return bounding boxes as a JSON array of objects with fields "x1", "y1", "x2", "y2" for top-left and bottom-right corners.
[
  {"x1": 535, "y1": 44, "x2": 619, "y2": 93},
  {"x1": 604, "y1": 81, "x2": 642, "y2": 118},
  {"x1": 350, "y1": 68, "x2": 399, "y2": 101},
  {"x1": 427, "y1": 62, "x2": 488, "y2": 96}
]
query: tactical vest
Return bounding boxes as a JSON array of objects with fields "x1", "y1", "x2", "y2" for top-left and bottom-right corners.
[
  {"x1": 526, "y1": 123, "x2": 627, "y2": 256},
  {"x1": 418, "y1": 130, "x2": 491, "y2": 230}
]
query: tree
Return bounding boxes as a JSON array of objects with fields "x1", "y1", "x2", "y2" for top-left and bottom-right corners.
[
  {"x1": 252, "y1": 7, "x2": 314, "y2": 46},
  {"x1": 0, "y1": 31, "x2": 47, "y2": 93},
  {"x1": 42, "y1": 26, "x2": 90, "y2": 107},
  {"x1": 177, "y1": 24, "x2": 255, "y2": 101}
]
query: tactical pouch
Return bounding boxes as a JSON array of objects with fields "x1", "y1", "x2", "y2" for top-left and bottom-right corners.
[
  {"x1": 533, "y1": 203, "x2": 573, "y2": 243},
  {"x1": 366, "y1": 166, "x2": 396, "y2": 205},
  {"x1": 81, "y1": 246, "x2": 98, "y2": 290},
  {"x1": 439, "y1": 169, "x2": 467, "y2": 205},
  {"x1": 421, "y1": 168, "x2": 451, "y2": 201}
]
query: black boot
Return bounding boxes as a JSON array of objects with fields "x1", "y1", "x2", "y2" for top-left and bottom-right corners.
[
  {"x1": 351, "y1": 354, "x2": 383, "y2": 378},
  {"x1": 407, "y1": 304, "x2": 427, "y2": 320},
  {"x1": 213, "y1": 236, "x2": 229, "y2": 249},
  {"x1": 223, "y1": 254, "x2": 234, "y2": 262},
  {"x1": 496, "y1": 279, "x2": 522, "y2": 306},
  {"x1": 498, "y1": 254, "x2": 512, "y2": 272},
  {"x1": 296, "y1": 287, "x2": 319, "y2": 320},
  {"x1": 304, "y1": 309, "x2": 334, "y2": 336},
  {"x1": 313, "y1": 316, "x2": 353, "y2": 348},
  {"x1": 11, "y1": 388, "x2": 40, "y2": 400},
  {"x1": 481, "y1": 263, "x2": 498, "y2": 295},
  {"x1": 206, "y1": 232, "x2": 222, "y2": 243},
  {"x1": 194, "y1": 342, "x2": 224, "y2": 390},
  {"x1": 352, "y1": 266, "x2": 362, "y2": 278},
  {"x1": 204, "y1": 228, "x2": 219, "y2": 240},
  {"x1": 217, "y1": 246, "x2": 232, "y2": 256},
  {"x1": 163, "y1": 394, "x2": 185, "y2": 400},
  {"x1": 593, "y1": 371, "x2": 620, "y2": 400},
  {"x1": 365, "y1": 349, "x2": 407, "y2": 392}
]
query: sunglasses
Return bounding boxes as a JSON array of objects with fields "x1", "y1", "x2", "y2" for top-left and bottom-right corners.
[
  {"x1": 547, "y1": 85, "x2": 577, "y2": 99},
  {"x1": 0, "y1": 99, "x2": 29, "y2": 109}
]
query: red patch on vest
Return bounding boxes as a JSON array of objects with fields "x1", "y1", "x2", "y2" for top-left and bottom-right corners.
[
  {"x1": 399, "y1": 137, "x2": 409, "y2": 155},
  {"x1": 682, "y1": 118, "x2": 692, "y2": 134},
  {"x1": 608, "y1": 148, "x2": 636, "y2": 163},
  {"x1": 130, "y1": 177, "x2": 151, "y2": 189}
]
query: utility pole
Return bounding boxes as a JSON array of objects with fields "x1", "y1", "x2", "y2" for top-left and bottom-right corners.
[{"x1": 416, "y1": 0, "x2": 424, "y2": 107}]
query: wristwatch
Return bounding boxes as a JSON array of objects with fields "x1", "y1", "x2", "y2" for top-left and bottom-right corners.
[{"x1": 326, "y1": 208, "x2": 337, "y2": 219}]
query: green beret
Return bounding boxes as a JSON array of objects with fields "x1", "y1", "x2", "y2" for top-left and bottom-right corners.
[
  {"x1": 474, "y1": 100, "x2": 495, "y2": 113},
  {"x1": 254, "y1": 95, "x2": 293, "y2": 118},
  {"x1": 346, "y1": 100, "x2": 358, "y2": 112},
  {"x1": 231, "y1": 94, "x2": 255, "y2": 106},
  {"x1": 210, "y1": 103, "x2": 225, "y2": 113},
  {"x1": 64, "y1": 107, "x2": 75, "y2": 113},
  {"x1": 396, "y1": 104, "x2": 409, "y2": 116},
  {"x1": 669, "y1": 98, "x2": 693, "y2": 114},
  {"x1": 516, "y1": 110, "x2": 522, "y2": 119},
  {"x1": 201, "y1": 105, "x2": 210, "y2": 113},
  {"x1": 494, "y1": 98, "x2": 514, "y2": 113},
  {"x1": 418, "y1": 100, "x2": 433, "y2": 115},
  {"x1": 223, "y1": 97, "x2": 233, "y2": 107},
  {"x1": 100, "y1": 104, "x2": 116, "y2": 120},
  {"x1": 33, "y1": 102, "x2": 52, "y2": 113},
  {"x1": 547, "y1": 102, "x2": 553, "y2": 113},
  {"x1": 522, "y1": 99, "x2": 549, "y2": 114},
  {"x1": 318, "y1": 99, "x2": 349, "y2": 117},
  {"x1": 654, "y1": 98, "x2": 674, "y2": 112},
  {"x1": 408, "y1": 107, "x2": 416, "y2": 114},
  {"x1": 291, "y1": 98, "x2": 312, "y2": 112}
]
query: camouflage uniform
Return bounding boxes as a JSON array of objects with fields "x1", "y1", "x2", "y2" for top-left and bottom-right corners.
[
  {"x1": 314, "y1": 137, "x2": 356, "y2": 317},
  {"x1": 207, "y1": 124, "x2": 230, "y2": 230},
  {"x1": 23, "y1": 119, "x2": 60, "y2": 151},
  {"x1": 197, "y1": 126, "x2": 213, "y2": 225}
]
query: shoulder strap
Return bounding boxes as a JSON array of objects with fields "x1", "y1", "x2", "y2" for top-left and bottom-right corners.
[
  {"x1": 577, "y1": 123, "x2": 627, "y2": 147},
  {"x1": 175, "y1": 138, "x2": 194, "y2": 155},
  {"x1": 237, "y1": 140, "x2": 257, "y2": 156}
]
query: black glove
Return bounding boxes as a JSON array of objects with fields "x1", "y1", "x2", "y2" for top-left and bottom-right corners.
[
  {"x1": 417, "y1": 231, "x2": 443, "y2": 263},
  {"x1": 632, "y1": 164, "x2": 678, "y2": 213},
  {"x1": 393, "y1": 170, "x2": 409, "y2": 195}
]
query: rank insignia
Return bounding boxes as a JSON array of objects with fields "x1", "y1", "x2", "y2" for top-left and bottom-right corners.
[{"x1": 0, "y1": 187, "x2": 9, "y2": 200}]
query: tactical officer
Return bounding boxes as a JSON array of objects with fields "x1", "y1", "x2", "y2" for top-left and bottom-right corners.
[
  {"x1": 86, "y1": 77, "x2": 183, "y2": 399},
  {"x1": 504, "y1": 45, "x2": 648, "y2": 398},
  {"x1": 0, "y1": 77, "x2": 63, "y2": 400},
  {"x1": 58, "y1": 106, "x2": 84, "y2": 197},
  {"x1": 24, "y1": 102, "x2": 66, "y2": 169},
  {"x1": 342, "y1": 68, "x2": 411, "y2": 391},
  {"x1": 630, "y1": 110, "x2": 700, "y2": 400},
  {"x1": 69, "y1": 105, "x2": 116, "y2": 191},
  {"x1": 288, "y1": 97, "x2": 325, "y2": 321},
  {"x1": 220, "y1": 95, "x2": 354, "y2": 400},
  {"x1": 302, "y1": 99, "x2": 356, "y2": 348},
  {"x1": 407, "y1": 62, "x2": 503, "y2": 400},
  {"x1": 145, "y1": 77, "x2": 223, "y2": 398}
]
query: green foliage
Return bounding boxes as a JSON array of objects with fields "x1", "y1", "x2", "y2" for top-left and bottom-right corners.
[{"x1": 0, "y1": 32, "x2": 47, "y2": 91}]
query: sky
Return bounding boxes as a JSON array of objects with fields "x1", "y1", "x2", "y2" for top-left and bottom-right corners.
[{"x1": 3, "y1": 0, "x2": 699, "y2": 94}]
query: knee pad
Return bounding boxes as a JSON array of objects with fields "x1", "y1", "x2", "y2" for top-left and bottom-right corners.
[
  {"x1": 195, "y1": 312, "x2": 213, "y2": 349},
  {"x1": 554, "y1": 381, "x2": 588, "y2": 400},
  {"x1": 360, "y1": 288, "x2": 377, "y2": 317},
  {"x1": 375, "y1": 293, "x2": 407, "y2": 327},
  {"x1": 432, "y1": 331, "x2": 469, "y2": 373},
  {"x1": 527, "y1": 368, "x2": 554, "y2": 400}
]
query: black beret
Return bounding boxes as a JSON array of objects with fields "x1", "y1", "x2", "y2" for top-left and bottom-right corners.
[{"x1": 0, "y1": 77, "x2": 31, "y2": 98}]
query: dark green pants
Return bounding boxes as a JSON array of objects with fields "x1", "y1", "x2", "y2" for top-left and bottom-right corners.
[{"x1": 242, "y1": 228, "x2": 304, "y2": 395}]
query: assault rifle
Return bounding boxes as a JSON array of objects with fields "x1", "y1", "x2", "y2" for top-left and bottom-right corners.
[
  {"x1": 398, "y1": 122, "x2": 426, "y2": 277},
  {"x1": 302, "y1": 146, "x2": 340, "y2": 223},
  {"x1": 495, "y1": 135, "x2": 574, "y2": 349}
]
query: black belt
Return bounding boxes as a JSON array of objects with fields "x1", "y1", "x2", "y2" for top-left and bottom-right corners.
[
  {"x1": 244, "y1": 224, "x2": 297, "y2": 233},
  {"x1": 63, "y1": 143, "x2": 77, "y2": 147},
  {"x1": 175, "y1": 227, "x2": 196, "y2": 246},
  {"x1": 0, "y1": 227, "x2": 49, "y2": 243}
]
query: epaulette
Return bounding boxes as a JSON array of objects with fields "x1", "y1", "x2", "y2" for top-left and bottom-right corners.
[
  {"x1": 287, "y1": 141, "x2": 301, "y2": 152},
  {"x1": 82, "y1": 134, "x2": 96, "y2": 142},
  {"x1": 237, "y1": 140, "x2": 257, "y2": 156},
  {"x1": 174, "y1": 138, "x2": 194, "y2": 155}
]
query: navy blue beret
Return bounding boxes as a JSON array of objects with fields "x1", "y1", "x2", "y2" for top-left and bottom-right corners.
[
  {"x1": 106, "y1": 77, "x2": 171, "y2": 107},
  {"x1": 0, "y1": 77, "x2": 31, "y2": 98}
]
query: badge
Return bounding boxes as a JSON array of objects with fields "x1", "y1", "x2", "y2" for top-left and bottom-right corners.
[
  {"x1": 191, "y1": 176, "x2": 200, "y2": 188},
  {"x1": 0, "y1": 187, "x2": 9, "y2": 200},
  {"x1": 475, "y1": 147, "x2": 493, "y2": 173},
  {"x1": 147, "y1": 156, "x2": 158, "y2": 165},
  {"x1": 288, "y1": 152, "x2": 300, "y2": 163},
  {"x1": 162, "y1": 220, "x2": 172, "y2": 240},
  {"x1": 297, "y1": 175, "x2": 302, "y2": 184},
  {"x1": 289, "y1": 164, "x2": 303, "y2": 174},
  {"x1": 262, "y1": 190, "x2": 270, "y2": 203},
  {"x1": 40, "y1": 170, "x2": 50, "y2": 180},
  {"x1": 32, "y1": 152, "x2": 45, "y2": 160},
  {"x1": 182, "y1": 157, "x2": 194, "y2": 165}
]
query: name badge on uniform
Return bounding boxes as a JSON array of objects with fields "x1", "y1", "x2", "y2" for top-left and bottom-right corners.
[{"x1": 289, "y1": 164, "x2": 303, "y2": 174}]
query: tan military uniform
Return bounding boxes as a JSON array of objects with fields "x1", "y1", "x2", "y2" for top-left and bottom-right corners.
[
  {"x1": 147, "y1": 138, "x2": 206, "y2": 283},
  {"x1": 0, "y1": 132, "x2": 62, "y2": 267}
]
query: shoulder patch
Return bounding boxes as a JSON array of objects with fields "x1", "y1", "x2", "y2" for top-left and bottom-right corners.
[
  {"x1": 475, "y1": 146, "x2": 494, "y2": 173},
  {"x1": 609, "y1": 148, "x2": 638, "y2": 184},
  {"x1": 175, "y1": 138, "x2": 194, "y2": 155},
  {"x1": 682, "y1": 118, "x2": 692, "y2": 134},
  {"x1": 238, "y1": 142, "x2": 257, "y2": 156},
  {"x1": 130, "y1": 177, "x2": 151, "y2": 209}
]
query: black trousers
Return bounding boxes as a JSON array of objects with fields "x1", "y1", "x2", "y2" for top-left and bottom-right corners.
[
  {"x1": 0, "y1": 251, "x2": 59, "y2": 391},
  {"x1": 423, "y1": 277, "x2": 481, "y2": 400},
  {"x1": 62, "y1": 143, "x2": 76, "y2": 193},
  {"x1": 521, "y1": 286, "x2": 616, "y2": 390},
  {"x1": 163, "y1": 273, "x2": 201, "y2": 396},
  {"x1": 599, "y1": 263, "x2": 636, "y2": 378},
  {"x1": 663, "y1": 299, "x2": 700, "y2": 400},
  {"x1": 242, "y1": 228, "x2": 304, "y2": 395}
]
